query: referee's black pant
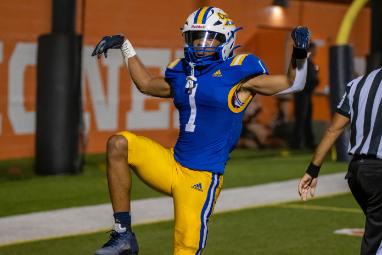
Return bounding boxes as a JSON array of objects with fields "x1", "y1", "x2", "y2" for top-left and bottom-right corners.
[{"x1": 347, "y1": 156, "x2": 382, "y2": 255}]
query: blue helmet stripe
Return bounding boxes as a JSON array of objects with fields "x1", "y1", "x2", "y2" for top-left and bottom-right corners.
[
  {"x1": 201, "y1": 7, "x2": 213, "y2": 24},
  {"x1": 194, "y1": 8, "x2": 202, "y2": 24}
]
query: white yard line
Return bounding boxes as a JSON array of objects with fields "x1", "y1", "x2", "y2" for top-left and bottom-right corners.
[{"x1": 0, "y1": 172, "x2": 349, "y2": 246}]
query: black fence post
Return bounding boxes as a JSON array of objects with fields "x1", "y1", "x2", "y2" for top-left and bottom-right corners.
[
  {"x1": 35, "y1": 0, "x2": 83, "y2": 175},
  {"x1": 329, "y1": 45, "x2": 353, "y2": 162}
]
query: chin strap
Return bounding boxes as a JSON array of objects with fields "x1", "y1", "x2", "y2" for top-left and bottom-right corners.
[
  {"x1": 186, "y1": 62, "x2": 197, "y2": 94},
  {"x1": 232, "y1": 45, "x2": 242, "y2": 52},
  {"x1": 233, "y1": 27, "x2": 243, "y2": 34}
]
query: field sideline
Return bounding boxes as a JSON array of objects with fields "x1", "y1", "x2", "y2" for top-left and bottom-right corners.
[
  {"x1": 0, "y1": 150, "x2": 347, "y2": 217},
  {"x1": 0, "y1": 172, "x2": 349, "y2": 246},
  {"x1": 0, "y1": 149, "x2": 361, "y2": 254},
  {"x1": 0, "y1": 193, "x2": 363, "y2": 255}
]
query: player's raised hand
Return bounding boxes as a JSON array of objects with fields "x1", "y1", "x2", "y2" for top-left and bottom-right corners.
[
  {"x1": 291, "y1": 26, "x2": 311, "y2": 49},
  {"x1": 91, "y1": 35, "x2": 125, "y2": 58},
  {"x1": 298, "y1": 173, "x2": 318, "y2": 201}
]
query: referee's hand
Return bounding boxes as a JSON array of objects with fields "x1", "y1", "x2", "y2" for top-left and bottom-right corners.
[{"x1": 298, "y1": 173, "x2": 317, "y2": 201}]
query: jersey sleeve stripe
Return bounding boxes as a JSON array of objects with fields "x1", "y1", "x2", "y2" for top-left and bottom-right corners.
[
  {"x1": 258, "y1": 60, "x2": 267, "y2": 74},
  {"x1": 227, "y1": 84, "x2": 253, "y2": 113},
  {"x1": 230, "y1": 55, "x2": 240, "y2": 66},
  {"x1": 237, "y1": 54, "x2": 249, "y2": 65},
  {"x1": 230, "y1": 54, "x2": 248, "y2": 66},
  {"x1": 233, "y1": 55, "x2": 244, "y2": 66},
  {"x1": 167, "y1": 59, "x2": 181, "y2": 69}
]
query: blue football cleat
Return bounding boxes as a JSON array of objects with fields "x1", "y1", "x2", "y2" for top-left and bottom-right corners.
[{"x1": 95, "y1": 225, "x2": 139, "y2": 255}]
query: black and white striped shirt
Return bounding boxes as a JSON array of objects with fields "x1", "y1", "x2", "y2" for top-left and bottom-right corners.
[{"x1": 337, "y1": 67, "x2": 382, "y2": 158}]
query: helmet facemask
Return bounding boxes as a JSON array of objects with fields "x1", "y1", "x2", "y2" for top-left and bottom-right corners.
[{"x1": 183, "y1": 30, "x2": 226, "y2": 65}]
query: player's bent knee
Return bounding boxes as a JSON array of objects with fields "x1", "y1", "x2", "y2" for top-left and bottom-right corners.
[{"x1": 107, "y1": 135, "x2": 128, "y2": 158}]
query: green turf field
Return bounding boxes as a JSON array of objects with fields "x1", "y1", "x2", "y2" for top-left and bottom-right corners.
[
  {"x1": 0, "y1": 150, "x2": 347, "y2": 217},
  {"x1": 0, "y1": 193, "x2": 363, "y2": 255}
]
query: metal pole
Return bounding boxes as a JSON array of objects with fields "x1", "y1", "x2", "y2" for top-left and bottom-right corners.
[{"x1": 35, "y1": 0, "x2": 83, "y2": 175}]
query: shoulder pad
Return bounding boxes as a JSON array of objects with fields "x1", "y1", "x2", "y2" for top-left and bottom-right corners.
[
  {"x1": 165, "y1": 58, "x2": 185, "y2": 80},
  {"x1": 167, "y1": 58, "x2": 182, "y2": 70},
  {"x1": 229, "y1": 54, "x2": 269, "y2": 76},
  {"x1": 230, "y1": 54, "x2": 249, "y2": 67}
]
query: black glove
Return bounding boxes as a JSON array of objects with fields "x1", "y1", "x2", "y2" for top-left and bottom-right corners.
[
  {"x1": 91, "y1": 35, "x2": 125, "y2": 58},
  {"x1": 291, "y1": 26, "x2": 311, "y2": 59}
]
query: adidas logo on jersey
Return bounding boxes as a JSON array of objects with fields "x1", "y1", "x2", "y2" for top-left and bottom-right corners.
[
  {"x1": 191, "y1": 183, "x2": 203, "y2": 192},
  {"x1": 212, "y1": 69, "x2": 222, "y2": 77}
]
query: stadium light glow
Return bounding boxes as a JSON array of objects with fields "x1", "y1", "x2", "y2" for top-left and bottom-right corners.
[
  {"x1": 265, "y1": 5, "x2": 285, "y2": 26},
  {"x1": 271, "y1": 6, "x2": 284, "y2": 19}
]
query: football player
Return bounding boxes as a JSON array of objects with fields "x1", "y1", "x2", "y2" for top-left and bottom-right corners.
[{"x1": 92, "y1": 6, "x2": 311, "y2": 255}]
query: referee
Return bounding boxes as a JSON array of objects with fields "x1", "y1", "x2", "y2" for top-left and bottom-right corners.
[{"x1": 298, "y1": 66, "x2": 382, "y2": 255}]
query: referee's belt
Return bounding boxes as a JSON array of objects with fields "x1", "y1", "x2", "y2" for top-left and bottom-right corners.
[{"x1": 352, "y1": 154, "x2": 382, "y2": 161}]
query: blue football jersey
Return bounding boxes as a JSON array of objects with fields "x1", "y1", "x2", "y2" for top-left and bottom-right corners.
[{"x1": 165, "y1": 54, "x2": 268, "y2": 174}]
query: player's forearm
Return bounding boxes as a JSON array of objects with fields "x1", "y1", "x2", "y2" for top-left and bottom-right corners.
[
  {"x1": 120, "y1": 40, "x2": 171, "y2": 97},
  {"x1": 275, "y1": 58, "x2": 307, "y2": 95},
  {"x1": 241, "y1": 27, "x2": 310, "y2": 96},
  {"x1": 311, "y1": 114, "x2": 349, "y2": 166},
  {"x1": 286, "y1": 59, "x2": 296, "y2": 84},
  {"x1": 275, "y1": 26, "x2": 311, "y2": 95},
  {"x1": 125, "y1": 56, "x2": 153, "y2": 94},
  {"x1": 248, "y1": 75, "x2": 289, "y2": 95},
  {"x1": 305, "y1": 113, "x2": 349, "y2": 178},
  {"x1": 119, "y1": 38, "x2": 155, "y2": 94},
  {"x1": 311, "y1": 128, "x2": 341, "y2": 166},
  {"x1": 125, "y1": 57, "x2": 171, "y2": 98},
  {"x1": 242, "y1": 60, "x2": 304, "y2": 96}
]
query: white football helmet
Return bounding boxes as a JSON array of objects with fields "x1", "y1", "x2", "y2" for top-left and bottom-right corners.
[{"x1": 182, "y1": 7, "x2": 240, "y2": 66}]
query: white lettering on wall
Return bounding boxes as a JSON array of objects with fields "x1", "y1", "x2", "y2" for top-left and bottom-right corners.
[
  {"x1": 126, "y1": 48, "x2": 171, "y2": 130},
  {"x1": 81, "y1": 51, "x2": 90, "y2": 134},
  {"x1": 82, "y1": 48, "x2": 123, "y2": 131},
  {"x1": 8, "y1": 43, "x2": 36, "y2": 134},
  {"x1": 5, "y1": 44, "x2": 178, "y2": 136}
]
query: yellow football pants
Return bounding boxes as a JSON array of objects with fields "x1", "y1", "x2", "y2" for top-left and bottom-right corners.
[{"x1": 117, "y1": 131, "x2": 223, "y2": 255}]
